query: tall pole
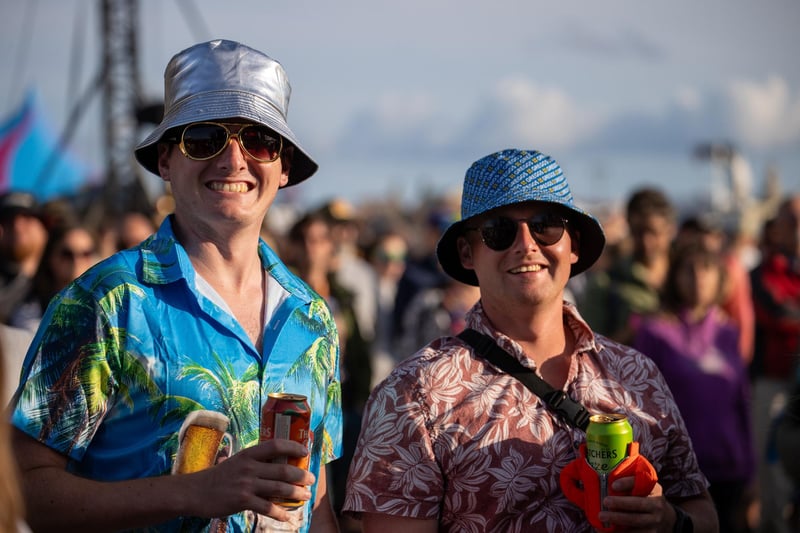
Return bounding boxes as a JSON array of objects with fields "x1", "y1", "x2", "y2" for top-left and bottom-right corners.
[{"x1": 101, "y1": 0, "x2": 141, "y2": 217}]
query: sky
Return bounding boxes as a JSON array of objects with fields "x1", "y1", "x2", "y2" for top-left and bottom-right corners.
[{"x1": 1, "y1": 0, "x2": 799, "y2": 211}]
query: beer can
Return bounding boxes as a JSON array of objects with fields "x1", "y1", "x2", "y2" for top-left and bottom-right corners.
[
  {"x1": 260, "y1": 393, "x2": 312, "y2": 508},
  {"x1": 585, "y1": 413, "x2": 633, "y2": 474}
]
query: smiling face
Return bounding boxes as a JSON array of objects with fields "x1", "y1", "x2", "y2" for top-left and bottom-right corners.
[
  {"x1": 456, "y1": 201, "x2": 579, "y2": 315},
  {"x1": 156, "y1": 120, "x2": 290, "y2": 242}
]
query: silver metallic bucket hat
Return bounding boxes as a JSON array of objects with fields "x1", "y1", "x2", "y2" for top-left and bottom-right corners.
[
  {"x1": 436, "y1": 149, "x2": 605, "y2": 286},
  {"x1": 135, "y1": 39, "x2": 317, "y2": 186}
]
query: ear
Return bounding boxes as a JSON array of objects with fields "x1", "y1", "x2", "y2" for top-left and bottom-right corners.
[
  {"x1": 569, "y1": 228, "x2": 580, "y2": 266},
  {"x1": 279, "y1": 167, "x2": 290, "y2": 188},
  {"x1": 278, "y1": 149, "x2": 292, "y2": 188},
  {"x1": 157, "y1": 144, "x2": 173, "y2": 182},
  {"x1": 457, "y1": 235, "x2": 474, "y2": 269}
]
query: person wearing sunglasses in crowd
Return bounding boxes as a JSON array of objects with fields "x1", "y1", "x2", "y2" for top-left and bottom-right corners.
[
  {"x1": 343, "y1": 149, "x2": 717, "y2": 532},
  {"x1": 10, "y1": 40, "x2": 342, "y2": 532},
  {"x1": 8, "y1": 221, "x2": 100, "y2": 333}
]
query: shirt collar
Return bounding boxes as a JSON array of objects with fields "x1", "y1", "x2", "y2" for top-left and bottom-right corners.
[
  {"x1": 464, "y1": 300, "x2": 599, "y2": 361},
  {"x1": 138, "y1": 215, "x2": 315, "y2": 304}
]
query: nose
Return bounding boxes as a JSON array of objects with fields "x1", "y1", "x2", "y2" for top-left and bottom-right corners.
[
  {"x1": 516, "y1": 220, "x2": 540, "y2": 250},
  {"x1": 216, "y1": 133, "x2": 248, "y2": 169}
]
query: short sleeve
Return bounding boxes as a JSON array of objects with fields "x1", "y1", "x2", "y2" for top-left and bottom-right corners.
[
  {"x1": 11, "y1": 285, "x2": 117, "y2": 460},
  {"x1": 343, "y1": 366, "x2": 443, "y2": 519}
]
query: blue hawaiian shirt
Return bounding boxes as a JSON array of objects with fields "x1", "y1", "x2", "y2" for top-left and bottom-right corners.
[{"x1": 12, "y1": 216, "x2": 343, "y2": 532}]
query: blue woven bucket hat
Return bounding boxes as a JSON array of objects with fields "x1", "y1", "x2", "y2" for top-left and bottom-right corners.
[
  {"x1": 436, "y1": 149, "x2": 605, "y2": 285},
  {"x1": 135, "y1": 39, "x2": 317, "y2": 186}
]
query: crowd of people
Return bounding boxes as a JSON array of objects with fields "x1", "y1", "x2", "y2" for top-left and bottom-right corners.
[{"x1": 0, "y1": 38, "x2": 798, "y2": 532}]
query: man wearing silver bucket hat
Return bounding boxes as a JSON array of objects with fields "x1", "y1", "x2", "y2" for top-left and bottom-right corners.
[
  {"x1": 344, "y1": 149, "x2": 716, "y2": 532},
  {"x1": 11, "y1": 40, "x2": 341, "y2": 532}
]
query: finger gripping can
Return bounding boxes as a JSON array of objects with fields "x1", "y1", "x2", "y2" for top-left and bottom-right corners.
[
  {"x1": 260, "y1": 393, "x2": 312, "y2": 508},
  {"x1": 585, "y1": 413, "x2": 633, "y2": 474}
]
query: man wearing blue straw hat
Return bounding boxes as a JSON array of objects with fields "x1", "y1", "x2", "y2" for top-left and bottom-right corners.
[
  {"x1": 344, "y1": 149, "x2": 716, "y2": 532},
  {"x1": 11, "y1": 40, "x2": 341, "y2": 532}
]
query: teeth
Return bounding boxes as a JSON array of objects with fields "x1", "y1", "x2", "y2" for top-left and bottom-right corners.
[
  {"x1": 208, "y1": 182, "x2": 249, "y2": 193},
  {"x1": 511, "y1": 265, "x2": 543, "y2": 273}
]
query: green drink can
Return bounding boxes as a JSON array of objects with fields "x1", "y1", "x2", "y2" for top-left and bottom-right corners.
[{"x1": 585, "y1": 413, "x2": 633, "y2": 474}]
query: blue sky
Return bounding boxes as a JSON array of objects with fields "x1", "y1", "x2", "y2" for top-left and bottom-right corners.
[{"x1": 1, "y1": 0, "x2": 798, "y2": 209}]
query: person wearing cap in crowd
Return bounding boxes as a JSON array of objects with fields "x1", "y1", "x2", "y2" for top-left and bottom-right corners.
[
  {"x1": 10, "y1": 39, "x2": 342, "y2": 532},
  {"x1": 0, "y1": 192, "x2": 49, "y2": 325},
  {"x1": 343, "y1": 149, "x2": 717, "y2": 532}
]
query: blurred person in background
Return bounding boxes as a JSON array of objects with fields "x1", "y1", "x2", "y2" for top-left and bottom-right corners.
[
  {"x1": 9, "y1": 222, "x2": 100, "y2": 332},
  {"x1": 96, "y1": 210, "x2": 158, "y2": 258},
  {"x1": 391, "y1": 205, "x2": 454, "y2": 347},
  {"x1": 580, "y1": 187, "x2": 677, "y2": 344},
  {"x1": 676, "y1": 215, "x2": 755, "y2": 364},
  {"x1": 116, "y1": 210, "x2": 158, "y2": 251},
  {"x1": 567, "y1": 205, "x2": 629, "y2": 306},
  {"x1": 321, "y1": 198, "x2": 378, "y2": 347},
  {"x1": 750, "y1": 194, "x2": 800, "y2": 533},
  {"x1": 397, "y1": 274, "x2": 480, "y2": 359},
  {"x1": 288, "y1": 210, "x2": 373, "y2": 413},
  {"x1": 287, "y1": 210, "x2": 370, "y2": 532},
  {"x1": 633, "y1": 240, "x2": 755, "y2": 532},
  {"x1": 368, "y1": 230, "x2": 408, "y2": 386},
  {"x1": 0, "y1": 323, "x2": 33, "y2": 407},
  {"x1": 0, "y1": 192, "x2": 48, "y2": 326},
  {"x1": 774, "y1": 365, "x2": 800, "y2": 533},
  {"x1": 1, "y1": 341, "x2": 30, "y2": 532}
]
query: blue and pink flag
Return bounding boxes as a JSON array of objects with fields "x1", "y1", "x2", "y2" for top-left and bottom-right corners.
[{"x1": 0, "y1": 90, "x2": 94, "y2": 201}]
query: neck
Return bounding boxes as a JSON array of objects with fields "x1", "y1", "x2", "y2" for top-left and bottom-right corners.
[
  {"x1": 684, "y1": 304, "x2": 715, "y2": 323},
  {"x1": 637, "y1": 255, "x2": 669, "y2": 289},
  {"x1": 175, "y1": 222, "x2": 264, "y2": 294},
  {"x1": 483, "y1": 299, "x2": 569, "y2": 366}
]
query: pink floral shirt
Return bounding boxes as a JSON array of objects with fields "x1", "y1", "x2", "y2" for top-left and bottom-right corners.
[{"x1": 344, "y1": 302, "x2": 707, "y2": 532}]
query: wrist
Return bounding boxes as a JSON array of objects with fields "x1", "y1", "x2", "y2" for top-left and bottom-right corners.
[{"x1": 670, "y1": 502, "x2": 694, "y2": 533}]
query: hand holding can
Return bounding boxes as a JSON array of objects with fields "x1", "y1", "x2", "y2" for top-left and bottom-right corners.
[{"x1": 260, "y1": 393, "x2": 312, "y2": 507}]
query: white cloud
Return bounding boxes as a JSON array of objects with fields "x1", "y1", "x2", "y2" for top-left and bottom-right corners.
[
  {"x1": 575, "y1": 76, "x2": 800, "y2": 155},
  {"x1": 726, "y1": 76, "x2": 800, "y2": 149},
  {"x1": 338, "y1": 79, "x2": 599, "y2": 156},
  {"x1": 367, "y1": 92, "x2": 438, "y2": 137},
  {"x1": 674, "y1": 86, "x2": 702, "y2": 112},
  {"x1": 335, "y1": 75, "x2": 800, "y2": 162},
  {"x1": 481, "y1": 77, "x2": 600, "y2": 148}
]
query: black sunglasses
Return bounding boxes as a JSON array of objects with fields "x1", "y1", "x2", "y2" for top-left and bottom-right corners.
[
  {"x1": 58, "y1": 248, "x2": 95, "y2": 261},
  {"x1": 466, "y1": 213, "x2": 567, "y2": 251},
  {"x1": 171, "y1": 122, "x2": 283, "y2": 162}
]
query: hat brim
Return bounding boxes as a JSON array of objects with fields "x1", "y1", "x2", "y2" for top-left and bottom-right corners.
[
  {"x1": 436, "y1": 202, "x2": 606, "y2": 286},
  {"x1": 134, "y1": 90, "x2": 318, "y2": 186}
]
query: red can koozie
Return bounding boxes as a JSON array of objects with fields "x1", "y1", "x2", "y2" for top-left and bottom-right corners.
[{"x1": 560, "y1": 441, "x2": 658, "y2": 532}]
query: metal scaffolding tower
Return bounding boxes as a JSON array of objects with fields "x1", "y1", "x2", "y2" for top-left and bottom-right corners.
[{"x1": 101, "y1": 0, "x2": 143, "y2": 216}]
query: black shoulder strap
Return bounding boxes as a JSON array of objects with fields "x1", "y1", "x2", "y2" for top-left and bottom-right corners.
[{"x1": 458, "y1": 328, "x2": 590, "y2": 431}]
